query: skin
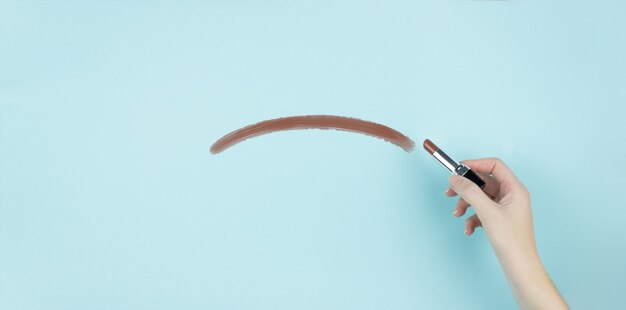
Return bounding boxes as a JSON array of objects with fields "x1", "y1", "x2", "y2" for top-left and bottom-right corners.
[{"x1": 444, "y1": 158, "x2": 568, "y2": 310}]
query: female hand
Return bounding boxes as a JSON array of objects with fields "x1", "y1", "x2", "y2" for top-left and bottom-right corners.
[{"x1": 444, "y1": 158, "x2": 568, "y2": 310}]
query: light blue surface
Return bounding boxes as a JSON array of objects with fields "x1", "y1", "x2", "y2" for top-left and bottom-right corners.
[{"x1": 1, "y1": 1, "x2": 625, "y2": 309}]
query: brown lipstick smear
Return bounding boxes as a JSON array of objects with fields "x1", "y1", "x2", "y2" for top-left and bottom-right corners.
[{"x1": 211, "y1": 115, "x2": 415, "y2": 154}]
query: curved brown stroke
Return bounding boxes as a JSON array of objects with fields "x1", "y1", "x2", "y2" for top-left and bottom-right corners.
[{"x1": 211, "y1": 115, "x2": 415, "y2": 154}]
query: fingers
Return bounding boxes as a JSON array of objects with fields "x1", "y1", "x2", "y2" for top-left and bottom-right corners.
[
  {"x1": 461, "y1": 158, "x2": 521, "y2": 186},
  {"x1": 446, "y1": 159, "x2": 515, "y2": 237},
  {"x1": 464, "y1": 214, "x2": 482, "y2": 236},
  {"x1": 444, "y1": 187, "x2": 456, "y2": 197},
  {"x1": 451, "y1": 200, "x2": 482, "y2": 236},
  {"x1": 449, "y1": 175, "x2": 495, "y2": 215},
  {"x1": 445, "y1": 173, "x2": 499, "y2": 199},
  {"x1": 452, "y1": 198, "x2": 470, "y2": 217}
]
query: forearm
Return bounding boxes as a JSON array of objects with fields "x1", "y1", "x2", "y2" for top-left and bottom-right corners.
[{"x1": 497, "y1": 251, "x2": 568, "y2": 310}]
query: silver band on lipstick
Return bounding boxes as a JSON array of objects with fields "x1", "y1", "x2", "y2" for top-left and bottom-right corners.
[
  {"x1": 455, "y1": 164, "x2": 470, "y2": 176},
  {"x1": 432, "y1": 149, "x2": 458, "y2": 173}
]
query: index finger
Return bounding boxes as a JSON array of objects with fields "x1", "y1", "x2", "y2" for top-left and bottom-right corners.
[{"x1": 461, "y1": 158, "x2": 521, "y2": 186}]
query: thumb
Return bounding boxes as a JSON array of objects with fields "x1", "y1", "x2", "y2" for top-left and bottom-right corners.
[{"x1": 449, "y1": 175, "x2": 494, "y2": 214}]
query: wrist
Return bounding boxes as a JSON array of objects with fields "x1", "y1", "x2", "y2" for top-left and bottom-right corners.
[
  {"x1": 495, "y1": 247, "x2": 567, "y2": 309},
  {"x1": 495, "y1": 244, "x2": 544, "y2": 284}
]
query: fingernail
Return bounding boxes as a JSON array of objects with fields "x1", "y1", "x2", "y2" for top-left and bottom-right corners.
[
  {"x1": 444, "y1": 190, "x2": 450, "y2": 196},
  {"x1": 464, "y1": 229, "x2": 469, "y2": 236},
  {"x1": 452, "y1": 210, "x2": 458, "y2": 216}
]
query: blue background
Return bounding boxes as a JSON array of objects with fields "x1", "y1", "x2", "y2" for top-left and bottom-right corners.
[{"x1": 1, "y1": 1, "x2": 625, "y2": 309}]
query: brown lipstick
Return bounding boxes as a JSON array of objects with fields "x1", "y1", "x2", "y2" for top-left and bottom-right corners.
[
  {"x1": 423, "y1": 139, "x2": 485, "y2": 188},
  {"x1": 211, "y1": 115, "x2": 415, "y2": 154}
]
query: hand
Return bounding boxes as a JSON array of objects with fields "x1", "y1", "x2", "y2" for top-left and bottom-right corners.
[{"x1": 444, "y1": 158, "x2": 568, "y2": 310}]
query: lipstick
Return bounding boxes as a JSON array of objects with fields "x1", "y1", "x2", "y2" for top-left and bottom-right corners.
[{"x1": 423, "y1": 139, "x2": 485, "y2": 188}]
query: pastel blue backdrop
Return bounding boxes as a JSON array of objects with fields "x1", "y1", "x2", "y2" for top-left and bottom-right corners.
[{"x1": 1, "y1": 1, "x2": 625, "y2": 309}]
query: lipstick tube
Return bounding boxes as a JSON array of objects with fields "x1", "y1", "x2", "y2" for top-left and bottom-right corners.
[{"x1": 423, "y1": 139, "x2": 485, "y2": 188}]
